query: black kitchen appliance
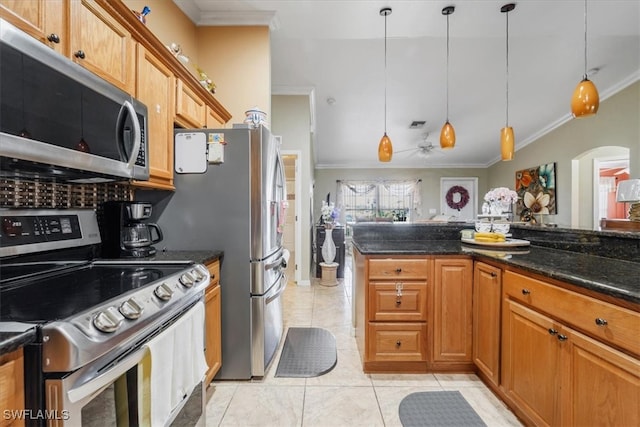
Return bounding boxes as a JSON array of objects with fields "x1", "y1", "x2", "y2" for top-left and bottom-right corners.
[
  {"x1": 0, "y1": 208, "x2": 209, "y2": 426},
  {"x1": 101, "y1": 201, "x2": 163, "y2": 258}
]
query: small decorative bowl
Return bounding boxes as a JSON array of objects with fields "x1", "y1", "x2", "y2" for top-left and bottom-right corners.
[
  {"x1": 492, "y1": 222, "x2": 510, "y2": 234},
  {"x1": 244, "y1": 108, "x2": 267, "y2": 128},
  {"x1": 475, "y1": 221, "x2": 492, "y2": 233}
]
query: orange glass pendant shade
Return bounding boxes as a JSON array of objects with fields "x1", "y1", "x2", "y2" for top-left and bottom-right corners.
[
  {"x1": 378, "y1": 132, "x2": 393, "y2": 162},
  {"x1": 571, "y1": 78, "x2": 599, "y2": 117},
  {"x1": 500, "y1": 127, "x2": 514, "y2": 161},
  {"x1": 440, "y1": 121, "x2": 456, "y2": 149}
]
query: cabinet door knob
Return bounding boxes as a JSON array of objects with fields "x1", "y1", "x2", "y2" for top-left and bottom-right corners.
[
  {"x1": 74, "y1": 50, "x2": 86, "y2": 59},
  {"x1": 490, "y1": 272, "x2": 497, "y2": 277},
  {"x1": 595, "y1": 318, "x2": 608, "y2": 326},
  {"x1": 557, "y1": 334, "x2": 568, "y2": 341},
  {"x1": 396, "y1": 340, "x2": 401, "y2": 347},
  {"x1": 395, "y1": 298, "x2": 402, "y2": 306},
  {"x1": 522, "y1": 289, "x2": 531, "y2": 295},
  {"x1": 548, "y1": 328, "x2": 558, "y2": 335},
  {"x1": 395, "y1": 268, "x2": 402, "y2": 274},
  {"x1": 47, "y1": 33, "x2": 60, "y2": 44}
]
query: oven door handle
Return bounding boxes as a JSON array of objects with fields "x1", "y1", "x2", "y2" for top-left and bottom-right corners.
[{"x1": 67, "y1": 346, "x2": 149, "y2": 403}]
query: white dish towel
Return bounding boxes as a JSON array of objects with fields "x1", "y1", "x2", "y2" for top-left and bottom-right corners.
[{"x1": 146, "y1": 301, "x2": 208, "y2": 426}]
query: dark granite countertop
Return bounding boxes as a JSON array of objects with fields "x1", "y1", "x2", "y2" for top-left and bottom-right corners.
[
  {"x1": 352, "y1": 240, "x2": 640, "y2": 304},
  {"x1": 0, "y1": 329, "x2": 37, "y2": 355}
]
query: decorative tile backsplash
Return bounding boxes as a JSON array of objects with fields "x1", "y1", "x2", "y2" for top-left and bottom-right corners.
[{"x1": 0, "y1": 178, "x2": 132, "y2": 209}]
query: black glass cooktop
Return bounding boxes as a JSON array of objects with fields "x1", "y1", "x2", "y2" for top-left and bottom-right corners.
[{"x1": 0, "y1": 263, "x2": 189, "y2": 323}]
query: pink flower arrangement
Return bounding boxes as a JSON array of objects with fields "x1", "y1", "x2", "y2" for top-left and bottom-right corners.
[{"x1": 484, "y1": 187, "x2": 518, "y2": 204}]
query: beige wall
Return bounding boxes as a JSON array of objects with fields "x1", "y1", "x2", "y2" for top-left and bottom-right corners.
[
  {"x1": 123, "y1": 1, "x2": 271, "y2": 126},
  {"x1": 314, "y1": 168, "x2": 489, "y2": 221},
  {"x1": 272, "y1": 95, "x2": 313, "y2": 283},
  {"x1": 123, "y1": 0, "x2": 199, "y2": 66},
  {"x1": 488, "y1": 81, "x2": 640, "y2": 228},
  {"x1": 196, "y1": 26, "x2": 271, "y2": 125}
]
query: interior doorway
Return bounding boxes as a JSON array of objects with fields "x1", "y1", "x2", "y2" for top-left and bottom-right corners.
[
  {"x1": 281, "y1": 151, "x2": 301, "y2": 285},
  {"x1": 595, "y1": 158, "x2": 630, "y2": 223}
]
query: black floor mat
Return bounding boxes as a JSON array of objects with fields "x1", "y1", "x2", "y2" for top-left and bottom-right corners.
[
  {"x1": 399, "y1": 391, "x2": 487, "y2": 427},
  {"x1": 274, "y1": 327, "x2": 337, "y2": 377}
]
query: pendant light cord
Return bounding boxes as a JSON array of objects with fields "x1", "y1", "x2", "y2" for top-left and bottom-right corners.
[
  {"x1": 384, "y1": 12, "x2": 388, "y2": 134},
  {"x1": 505, "y1": 8, "x2": 510, "y2": 127},
  {"x1": 583, "y1": 0, "x2": 588, "y2": 80},
  {"x1": 446, "y1": 13, "x2": 450, "y2": 121}
]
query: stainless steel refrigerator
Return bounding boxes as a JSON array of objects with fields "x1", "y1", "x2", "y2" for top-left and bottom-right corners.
[{"x1": 153, "y1": 125, "x2": 287, "y2": 379}]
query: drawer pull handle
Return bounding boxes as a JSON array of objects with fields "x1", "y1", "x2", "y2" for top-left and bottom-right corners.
[
  {"x1": 595, "y1": 318, "x2": 608, "y2": 326},
  {"x1": 396, "y1": 298, "x2": 402, "y2": 306},
  {"x1": 548, "y1": 328, "x2": 558, "y2": 335},
  {"x1": 557, "y1": 334, "x2": 568, "y2": 341},
  {"x1": 395, "y1": 268, "x2": 402, "y2": 274},
  {"x1": 47, "y1": 33, "x2": 60, "y2": 44},
  {"x1": 522, "y1": 289, "x2": 531, "y2": 295},
  {"x1": 74, "y1": 50, "x2": 86, "y2": 59},
  {"x1": 396, "y1": 340, "x2": 401, "y2": 347}
]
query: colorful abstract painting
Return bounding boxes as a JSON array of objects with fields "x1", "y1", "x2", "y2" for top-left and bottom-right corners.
[{"x1": 515, "y1": 163, "x2": 557, "y2": 216}]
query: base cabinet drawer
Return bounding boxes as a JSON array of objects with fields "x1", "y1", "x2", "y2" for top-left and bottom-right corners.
[
  {"x1": 368, "y1": 281, "x2": 427, "y2": 321},
  {"x1": 368, "y1": 258, "x2": 429, "y2": 280},
  {"x1": 367, "y1": 322, "x2": 427, "y2": 362}
]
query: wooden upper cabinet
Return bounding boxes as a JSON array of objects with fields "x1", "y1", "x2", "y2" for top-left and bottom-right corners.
[
  {"x1": 69, "y1": 0, "x2": 134, "y2": 93},
  {"x1": 176, "y1": 79, "x2": 207, "y2": 129},
  {"x1": 206, "y1": 105, "x2": 224, "y2": 128},
  {"x1": 0, "y1": 0, "x2": 67, "y2": 54},
  {"x1": 133, "y1": 44, "x2": 175, "y2": 190}
]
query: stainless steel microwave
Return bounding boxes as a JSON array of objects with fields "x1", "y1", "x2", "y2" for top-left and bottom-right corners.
[{"x1": 0, "y1": 19, "x2": 149, "y2": 183}]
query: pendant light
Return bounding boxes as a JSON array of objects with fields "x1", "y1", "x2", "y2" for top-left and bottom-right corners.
[
  {"x1": 440, "y1": 6, "x2": 456, "y2": 150},
  {"x1": 500, "y1": 3, "x2": 515, "y2": 161},
  {"x1": 378, "y1": 7, "x2": 393, "y2": 162},
  {"x1": 571, "y1": 0, "x2": 599, "y2": 117}
]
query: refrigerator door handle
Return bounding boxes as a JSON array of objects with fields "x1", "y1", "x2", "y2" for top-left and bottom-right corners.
[{"x1": 266, "y1": 275, "x2": 287, "y2": 305}]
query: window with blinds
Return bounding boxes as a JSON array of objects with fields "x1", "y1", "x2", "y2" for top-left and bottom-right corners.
[{"x1": 338, "y1": 180, "x2": 421, "y2": 224}]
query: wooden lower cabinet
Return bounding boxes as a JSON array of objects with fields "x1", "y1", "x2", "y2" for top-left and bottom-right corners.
[
  {"x1": 502, "y1": 278, "x2": 640, "y2": 426},
  {"x1": 472, "y1": 261, "x2": 502, "y2": 386},
  {"x1": 431, "y1": 257, "x2": 473, "y2": 369},
  {"x1": 0, "y1": 348, "x2": 24, "y2": 427},
  {"x1": 502, "y1": 299, "x2": 560, "y2": 426},
  {"x1": 204, "y1": 260, "x2": 222, "y2": 385},
  {"x1": 358, "y1": 253, "x2": 430, "y2": 372}
]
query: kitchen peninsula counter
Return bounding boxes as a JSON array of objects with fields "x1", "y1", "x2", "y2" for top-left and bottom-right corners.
[
  {"x1": 353, "y1": 240, "x2": 639, "y2": 304},
  {"x1": 352, "y1": 223, "x2": 640, "y2": 305}
]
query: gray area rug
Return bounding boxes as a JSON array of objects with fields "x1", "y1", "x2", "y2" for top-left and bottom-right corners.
[
  {"x1": 399, "y1": 391, "x2": 487, "y2": 427},
  {"x1": 274, "y1": 327, "x2": 337, "y2": 377}
]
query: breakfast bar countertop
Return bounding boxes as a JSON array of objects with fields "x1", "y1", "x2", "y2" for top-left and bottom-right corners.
[{"x1": 352, "y1": 239, "x2": 640, "y2": 305}]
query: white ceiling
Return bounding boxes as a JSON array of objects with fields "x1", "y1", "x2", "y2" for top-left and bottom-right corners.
[{"x1": 174, "y1": 0, "x2": 640, "y2": 169}]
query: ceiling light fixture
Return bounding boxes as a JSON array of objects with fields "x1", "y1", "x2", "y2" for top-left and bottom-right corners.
[
  {"x1": 440, "y1": 5, "x2": 456, "y2": 150},
  {"x1": 378, "y1": 7, "x2": 393, "y2": 162},
  {"x1": 500, "y1": 3, "x2": 516, "y2": 161},
  {"x1": 571, "y1": 0, "x2": 599, "y2": 117}
]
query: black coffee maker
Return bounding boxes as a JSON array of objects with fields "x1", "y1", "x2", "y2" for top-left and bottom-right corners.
[{"x1": 101, "y1": 201, "x2": 163, "y2": 258}]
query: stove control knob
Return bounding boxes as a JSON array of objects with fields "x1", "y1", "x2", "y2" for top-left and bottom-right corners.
[
  {"x1": 119, "y1": 297, "x2": 144, "y2": 320},
  {"x1": 154, "y1": 283, "x2": 174, "y2": 301},
  {"x1": 192, "y1": 269, "x2": 205, "y2": 281},
  {"x1": 179, "y1": 272, "x2": 195, "y2": 288},
  {"x1": 93, "y1": 307, "x2": 124, "y2": 333}
]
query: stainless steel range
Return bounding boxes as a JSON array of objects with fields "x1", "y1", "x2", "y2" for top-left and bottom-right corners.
[{"x1": 0, "y1": 209, "x2": 210, "y2": 427}]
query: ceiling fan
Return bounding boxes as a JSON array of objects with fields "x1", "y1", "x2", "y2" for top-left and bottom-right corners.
[{"x1": 396, "y1": 133, "x2": 443, "y2": 159}]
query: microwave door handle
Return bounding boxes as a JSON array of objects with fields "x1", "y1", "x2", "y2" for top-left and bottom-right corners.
[{"x1": 118, "y1": 100, "x2": 142, "y2": 169}]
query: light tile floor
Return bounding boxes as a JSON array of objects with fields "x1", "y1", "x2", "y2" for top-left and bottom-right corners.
[{"x1": 205, "y1": 257, "x2": 523, "y2": 427}]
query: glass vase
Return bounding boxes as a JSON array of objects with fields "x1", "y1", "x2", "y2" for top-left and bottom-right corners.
[{"x1": 321, "y1": 226, "x2": 336, "y2": 263}]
